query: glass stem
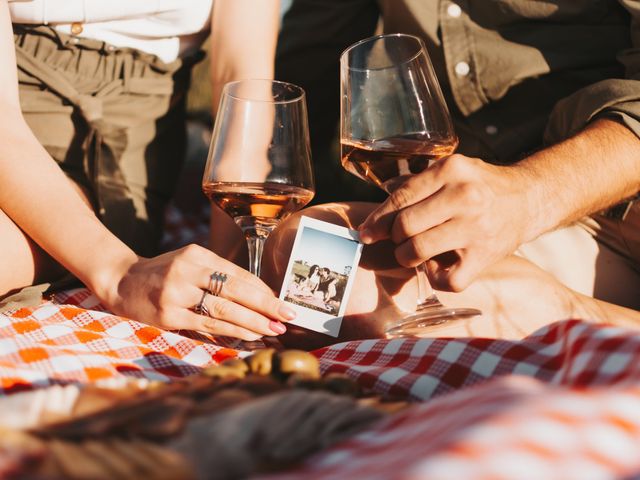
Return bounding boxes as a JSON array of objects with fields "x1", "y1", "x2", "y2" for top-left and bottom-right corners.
[
  {"x1": 235, "y1": 217, "x2": 276, "y2": 278},
  {"x1": 245, "y1": 234, "x2": 267, "y2": 277},
  {"x1": 415, "y1": 262, "x2": 444, "y2": 311}
]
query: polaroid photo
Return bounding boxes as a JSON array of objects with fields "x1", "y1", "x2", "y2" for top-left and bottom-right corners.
[{"x1": 279, "y1": 216, "x2": 364, "y2": 337}]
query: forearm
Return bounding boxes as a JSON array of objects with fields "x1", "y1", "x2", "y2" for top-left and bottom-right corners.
[
  {"x1": 0, "y1": 117, "x2": 137, "y2": 300},
  {"x1": 516, "y1": 118, "x2": 640, "y2": 242},
  {"x1": 209, "y1": 0, "x2": 280, "y2": 115}
]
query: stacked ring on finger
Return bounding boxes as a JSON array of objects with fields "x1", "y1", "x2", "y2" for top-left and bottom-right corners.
[
  {"x1": 208, "y1": 271, "x2": 228, "y2": 297},
  {"x1": 195, "y1": 272, "x2": 228, "y2": 317},
  {"x1": 194, "y1": 290, "x2": 210, "y2": 317}
]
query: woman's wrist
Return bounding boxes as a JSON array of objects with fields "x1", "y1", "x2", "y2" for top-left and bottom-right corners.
[{"x1": 79, "y1": 239, "x2": 139, "y2": 308}]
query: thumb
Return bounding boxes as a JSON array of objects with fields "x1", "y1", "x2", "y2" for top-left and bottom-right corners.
[{"x1": 426, "y1": 250, "x2": 481, "y2": 292}]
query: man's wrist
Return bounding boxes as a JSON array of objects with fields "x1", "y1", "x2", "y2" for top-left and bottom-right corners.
[
  {"x1": 511, "y1": 118, "x2": 640, "y2": 245},
  {"x1": 507, "y1": 158, "x2": 561, "y2": 245}
]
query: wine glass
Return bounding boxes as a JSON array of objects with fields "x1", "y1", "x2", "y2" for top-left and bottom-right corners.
[
  {"x1": 340, "y1": 34, "x2": 481, "y2": 338},
  {"x1": 203, "y1": 79, "x2": 315, "y2": 277}
]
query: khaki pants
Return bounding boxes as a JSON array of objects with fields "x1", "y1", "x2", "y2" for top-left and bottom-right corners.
[
  {"x1": 517, "y1": 204, "x2": 640, "y2": 310},
  {"x1": 14, "y1": 25, "x2": 196, "y2": 257},
  {"x1": 0, "y1": 26, "x2": 199, "y2": 310}
]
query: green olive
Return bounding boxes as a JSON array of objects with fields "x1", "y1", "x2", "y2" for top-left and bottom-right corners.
[
  {"x1": 202, "y1": 365, "x2": 246, "y2": 379},
  {"x1": 220, "y1": 357, "x2": 249, "y2": 375},
  {"x1": 276, "y1": 350, "x2": 321, "y2": 379},
  {"x1": 245, "y1": 348, "x2": 276, "y2": 375}
]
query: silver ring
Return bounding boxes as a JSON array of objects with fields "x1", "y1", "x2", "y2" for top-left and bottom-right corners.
[
  {"x1": 194, "y1": 289, "x2": 210, "y2": 316},
  {"x1": 208, "y1": 271, "x2": 228, "y2": 297}
]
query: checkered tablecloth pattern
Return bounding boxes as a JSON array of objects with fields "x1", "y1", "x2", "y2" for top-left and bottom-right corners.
[
  {"x1": 267, "y1": 320, "x2": 640, "y2": 479},
  {"x1": 160, "y1": 203, "x2": 210, "y2": 252},
  {"x1": 313, "y1": 319, "x2": 640, "y2": 401},
  {"x1": 2, "y1": 288, "x2": 640, "y2": 479},
  {"x1": 0, "y1": 289, "x2": 238, "y2": 394},
  {"x1": 268, "y1": 379, "x2": 640, "y2": 480}
]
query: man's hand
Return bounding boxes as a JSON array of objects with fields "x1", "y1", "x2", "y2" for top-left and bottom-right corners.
[
  {"x1": 359, "y1": 119, "x2": 640, "y2": 292},
  {"x1": 358, "y1": 154, "x2": 533, "y2": 291}
]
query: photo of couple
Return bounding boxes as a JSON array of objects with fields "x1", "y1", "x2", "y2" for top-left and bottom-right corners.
[
  {"x1": 281, "y1": 220, "x2": 361, "y2": 319},
  {"x1": 285, "y1": 262, "x2": 347, "y2": 315}
]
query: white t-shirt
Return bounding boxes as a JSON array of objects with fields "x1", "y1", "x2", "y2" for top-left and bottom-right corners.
[{"x1": 8, "y1": 0, "x2": 213, "y2": 62}]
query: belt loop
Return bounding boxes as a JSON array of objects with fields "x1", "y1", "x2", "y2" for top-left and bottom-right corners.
[{"x1": 122, "y1": 55, "x2": 133, "y2": 92}]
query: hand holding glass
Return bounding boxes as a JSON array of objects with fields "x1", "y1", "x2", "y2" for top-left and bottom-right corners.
[{"x1": 340, "y1": 34, "x2": 481, "y2": 337}]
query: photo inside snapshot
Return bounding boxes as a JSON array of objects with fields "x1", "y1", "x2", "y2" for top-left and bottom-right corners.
[{"x1": 280, "y1": 217, "x2": 363, "y2": 337}]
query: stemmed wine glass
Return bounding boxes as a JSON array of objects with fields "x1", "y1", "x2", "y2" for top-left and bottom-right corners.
[
  {"x1": 340, "y1": 34, "x2": 481, "y2": 337},
  {"x1": 203, "y1": 79, "x2": 315, "y2": 277}
]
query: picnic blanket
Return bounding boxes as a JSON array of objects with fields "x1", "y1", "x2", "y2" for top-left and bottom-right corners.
[{"x1": 0, "y1": 288, "x2": 639, "y2": 479}]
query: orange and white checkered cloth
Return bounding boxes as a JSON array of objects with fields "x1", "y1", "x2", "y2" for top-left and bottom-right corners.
[
  {"x1": 0, "y1": 289, "x2": 237, "y2": 394},
  {"x1": 2, "y1": 288, "x2": 640, "y2": 479}
]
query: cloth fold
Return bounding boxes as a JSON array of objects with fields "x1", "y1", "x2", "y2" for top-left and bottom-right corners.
[{"x1": 0, "y1": 284, "x2": 49, "y2": 312}]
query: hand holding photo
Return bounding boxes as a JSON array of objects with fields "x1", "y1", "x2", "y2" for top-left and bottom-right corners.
[{"x1": 279, "y1": 217, "x2": 363, "y2": 337}]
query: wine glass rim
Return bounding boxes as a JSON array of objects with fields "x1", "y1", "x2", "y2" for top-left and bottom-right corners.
[
  {"x1": 223, "y1": 78, "x2": 306, "y2": 104},
  {"x1": 340, "y1": 33, "x2": 427, "y2": 72}
]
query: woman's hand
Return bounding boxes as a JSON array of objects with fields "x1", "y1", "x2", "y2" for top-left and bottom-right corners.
[{"x1": 100, "y1": 244, "x2": 296, "y2": 341}]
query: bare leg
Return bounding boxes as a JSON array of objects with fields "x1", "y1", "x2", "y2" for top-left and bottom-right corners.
[
  {"x1": 262, "y1": 202, "x2": 640, "y2": 350},
  {"x1": 0, "y1": 181, "x2": 92, "y2": 299},
  {"x1": 0, "y1": 208, "x2": 66, "y2": 298}
]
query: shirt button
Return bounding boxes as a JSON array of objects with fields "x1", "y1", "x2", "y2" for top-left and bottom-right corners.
[
  {"x1": 485, "y1": 125, "x2": 499, "y2": 135},
  {"x1": 70, "y1": 22, "x2": 83, "y2": 35},
  {"x1": 447, "y1": 4, "x2": 462, "y2": 18},
  {"x1": 455, "y1": 61, "x2": 470, "y2": 77}
]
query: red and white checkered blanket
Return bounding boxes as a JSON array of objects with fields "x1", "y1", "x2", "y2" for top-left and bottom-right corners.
[
  {"x1": 276, "y1": 321, "x2": 640, "y2": 479},
  {"x1": 1, "y1": 288, "x2": 639, "y2": 479}
]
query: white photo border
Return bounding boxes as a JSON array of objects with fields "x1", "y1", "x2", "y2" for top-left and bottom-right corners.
[{"x1": 278, "y1": 216, "x2": 363, "y2": 337}]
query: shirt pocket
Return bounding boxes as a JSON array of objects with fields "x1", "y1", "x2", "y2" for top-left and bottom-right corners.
[{"x1": 488, "y1": 0, "x2": 611, "y2": 25}]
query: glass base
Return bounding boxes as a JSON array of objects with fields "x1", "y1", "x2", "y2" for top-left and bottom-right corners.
[{"x1": 385, "y1": 306, "x2": 482, "y2": 338}]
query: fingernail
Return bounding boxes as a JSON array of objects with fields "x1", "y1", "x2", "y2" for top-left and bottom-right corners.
[
  {"x1": 359, "y1": 228, "x2": 373, "y2": 244},
  {"x1": 279, "y1": 304, "x2": 297, "y2": 320},
  {"x1": 269, "y1": 320, "x2": 287, "y2": 335}
]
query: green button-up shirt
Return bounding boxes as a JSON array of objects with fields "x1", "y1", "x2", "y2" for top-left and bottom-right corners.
[{"x1": 380, "y1": 0, "x2": 640, "y2": 164}]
